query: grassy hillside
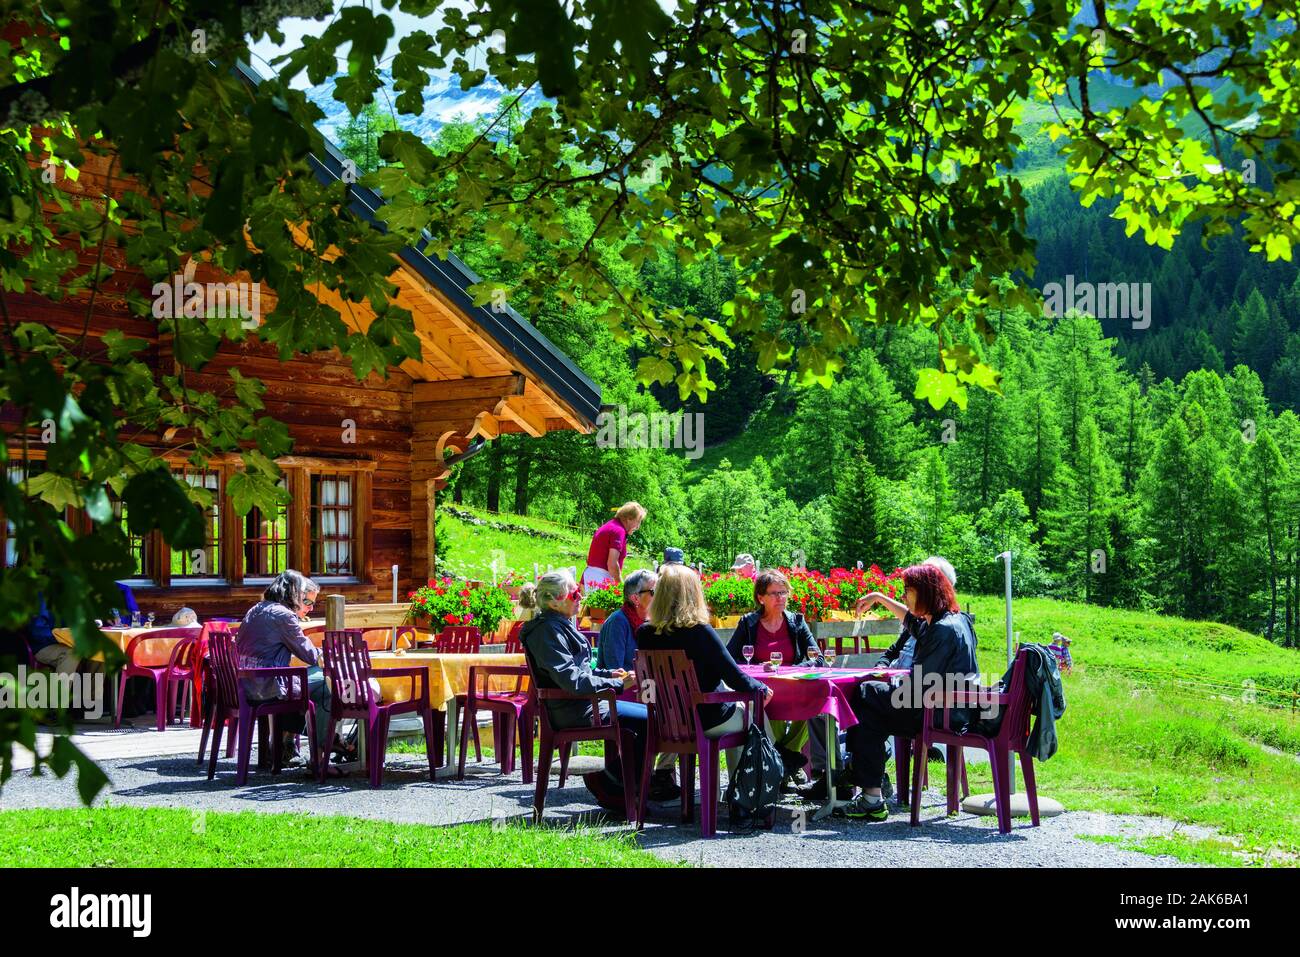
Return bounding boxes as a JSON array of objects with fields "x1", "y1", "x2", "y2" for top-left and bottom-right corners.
[
  {"x1": 436, "y1": 503, "x2": 654, "y2": 581},
  {"x1": 962, "y1": 595, "x2": 1300, "y2": 866}
]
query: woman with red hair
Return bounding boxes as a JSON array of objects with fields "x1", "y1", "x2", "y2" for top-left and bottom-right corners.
[{"x1": 841, "y1": 563, "x2": 979, "y2": 821}]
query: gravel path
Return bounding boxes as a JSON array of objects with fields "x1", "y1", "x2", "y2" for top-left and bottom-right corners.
[{"x1": 0, "y1": 752, "x2": 1207, "y2": 867}]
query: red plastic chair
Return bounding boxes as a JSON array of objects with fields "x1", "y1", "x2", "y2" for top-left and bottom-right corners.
[
  {"x1": 193, "y1": 620, "x2": 233, "y2": 744},
  {"x1": 114, "y1": 626, "x2": 202, "y2": 731},
  {"x1": 524, "y1": 653, "x2": 636, "y2": 823},
  {"x1": 433, "y1": 625, "x2": 481, "y2": 653},
  {"x1": 503, "y1": 620, "x2": 524, "y2": 654},
  {"x1": 321, "y1": 630, "x2": 440, "y2": 788},
  {"x1": 633, "y1": 649, "x2": 763, "y2": 838},
  {"x1": 910, "y1": 646, "x2": 1038, "y2": 834},
  {"x1": 204, "y1": 631, "x2": 318, "y2": 784},
  {"x1": 458, "y1": 664, "x2": 533, "y2": 782}
]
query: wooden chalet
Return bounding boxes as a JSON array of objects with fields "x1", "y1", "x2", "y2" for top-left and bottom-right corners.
[{"x1": 2, "y1": 64, "x2": 600, "y2": 618}]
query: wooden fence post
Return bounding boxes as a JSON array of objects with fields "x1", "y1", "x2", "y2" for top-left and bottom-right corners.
[{"x1": 325, "y1": 594, "x2": 346, "y2": 631}]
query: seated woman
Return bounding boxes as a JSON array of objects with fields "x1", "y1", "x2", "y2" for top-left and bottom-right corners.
[
  {"x1": 235, "y1": 570, "x2": 339, "y2": 775},
  {"x1": 856, "y1": 555, "x2": 966, "y2": 673},
  {"x1": 725, "y1": 569, "x2": 823, "y2": 784},
  {"x1": 636, "y1": 563, "x2": 775, "y2": 815},
  {"x1": 520, "y1": 569, "x2": 647, "y2": 816},
  {"x1": 841, "y1": 563, "x2": 978, "y2": 821}
]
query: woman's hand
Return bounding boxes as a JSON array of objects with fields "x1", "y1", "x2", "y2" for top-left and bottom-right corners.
[
  {"x1": 618, "y1": 670, "x2": 637, "y2": 690},
  {"x1": 854, "y1": 593, "x2": 883, "y2": 616}
]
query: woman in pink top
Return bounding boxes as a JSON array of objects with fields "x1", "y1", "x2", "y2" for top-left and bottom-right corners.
[{"x1": 582, "y1": 501, "x2": 645, "y2": 590}]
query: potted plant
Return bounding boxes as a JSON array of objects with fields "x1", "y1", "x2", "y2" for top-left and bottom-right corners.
[
  {"x1": 408, "y1": 577, "x2": 477, "y2": 633},
  {"x1": 581, "y1": 578, "x2": 622, "y2": 623},
  {"x1": 703, "y1": 572, "x2": 754, "y2": 627}
]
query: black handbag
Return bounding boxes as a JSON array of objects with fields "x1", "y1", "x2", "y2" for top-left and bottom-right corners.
[{"x1": 724, "y1": 716, "x2": 784, "y2": 824}]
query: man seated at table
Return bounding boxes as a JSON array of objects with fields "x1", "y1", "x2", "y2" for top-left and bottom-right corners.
[
  {"x1": 521, "y1": 569, "x2": 650, "y2": 815},
  {"x1": 840, "y1": 563, "x2": 978, "y2": 821},
  {"x1": 236, "y1": 570, "x2": 339, "y2": 774},
  {"x1": 725, "y1": 568, "x2": 822, "y2": 787},
  {"x1": 595, "y1": 569, "x2": 679, "y2": 799}
]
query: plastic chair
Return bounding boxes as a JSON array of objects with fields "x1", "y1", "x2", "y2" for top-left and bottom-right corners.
[
  {"x1": 458, "y1": 664, "x2": 533, "y2": 782},
  {"x1": 204, "y1": 631, "x2": 318, "y2": 784},
  {"x1": 910, "y1": 646, "x2": 1038, "y2": 834},
  {"x1": 433, "y1": 625, "x2": 481, "y2": 653},
  {"x1": 895, "y1": 735, "x2": 968, "y2": 807},
  {"x1": 633, "y1": 649, "x2": 763, "y2": 838},
  {"x1": 191, "y1": 619, "x2": 233, "y2": 738},
  {"x1": 524, "y1": 654, "x2": 636, "y2": 823},
  {"x1": 114, "y1": 626, "x2": 202, "y2": 731},
  {"x1": 321, "y1": 630, "x2": 440, "y2": 788},
  {"x1": 503, "y1": 620, "x2": 524, "y2": 654}
]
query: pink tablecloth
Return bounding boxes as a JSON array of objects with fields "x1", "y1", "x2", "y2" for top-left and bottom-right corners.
[{"x1": 738, "y1": 664, "x2": 909, "y2": 729}]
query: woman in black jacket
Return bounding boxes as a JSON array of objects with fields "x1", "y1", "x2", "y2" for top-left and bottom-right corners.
[
  {"x1": 724, "y1": 569, "x2": 823, "y2": 783},
  {"x1": 635, "y1": 564, "x2": 774, "y2": 776}
]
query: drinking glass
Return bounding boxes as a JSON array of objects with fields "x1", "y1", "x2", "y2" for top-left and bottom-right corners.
[
  {"x1": 742, "y1": 644, "x2": 755, "y2": 666},
  {"x1": 131, "y1": 611, "x2": 142, "y2": 628},
  {"x1": 769, "y1": 651, "x2": 783, "y2": 669},
  {"x1": 146, "y1": 612, "x2": 156, "y2": 628}
]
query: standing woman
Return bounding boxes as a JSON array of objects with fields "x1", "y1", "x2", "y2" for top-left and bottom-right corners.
[{"x1": 583, "y1": 502, "x2": 645, "y2": 591}]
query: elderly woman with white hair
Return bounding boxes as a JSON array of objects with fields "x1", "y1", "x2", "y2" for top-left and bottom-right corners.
[
  {"x1": 520, "y1": 568, "x2": 649, "y2": 816},
  {"x1": 853, "y1": 556, "x2": 973, "y2": 672}
]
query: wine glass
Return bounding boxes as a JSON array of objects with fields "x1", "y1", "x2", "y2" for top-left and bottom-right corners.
[
  {"x1": 823, "y1": 648, "x2": 837, "y2": 669},
  {"x1": 742, "y1": 644, "x2": 755, "y2": 666},
  {"x1": 131, "y1": 610, "x2": 142, "y2": 628},
  {"x1": 146, "y1": 612, "x2": 156, "y2": 628},
  {"x1": 769, "y1": 650, "x2": 783, "y2": 669}
]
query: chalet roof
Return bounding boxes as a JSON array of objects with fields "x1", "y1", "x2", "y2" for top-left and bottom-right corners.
[{"x1": 235, "y1": 61, "x2": 602, "y2": 432}]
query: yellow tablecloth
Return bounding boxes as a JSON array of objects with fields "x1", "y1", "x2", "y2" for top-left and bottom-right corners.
[
  {"x1": 51, "y1": 624, "x2": 202, "y2": 665},
  {"x1": 368, "y1": 652, "x2": 528, "y2": 711}
]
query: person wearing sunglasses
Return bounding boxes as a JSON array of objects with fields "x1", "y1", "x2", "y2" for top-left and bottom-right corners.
[
  {"x1": 235, "y1": 569, "x2": 337, "y2": 774},
  {"x1": 593, "y1": 569, "x2": 679, "y2": 800},
  {"x1": 520, "y1": 569, "x2": 648, "y2": 816}
]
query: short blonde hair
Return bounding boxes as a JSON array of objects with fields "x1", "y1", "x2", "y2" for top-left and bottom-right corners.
[
  {"x1": 648, "y1": 563, "x2": 710, "y2": 633},
  {"x1": 614, "y1": 501, "x2": 647, "y2": 524}
]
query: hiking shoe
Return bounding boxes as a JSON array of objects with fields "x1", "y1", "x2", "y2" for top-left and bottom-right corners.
[
  {"x1": 798, "y1": 773, "x2": 854, "y2": 803},
  {"x1": 582, "y1": 771, "x2": 629, "y2": 819},
  {"x1": 842, "y1": 794, "x2": 889, "y2": 822},
  {"x1": 648, "y1": 769, "x2": 682, "y2": 802}
]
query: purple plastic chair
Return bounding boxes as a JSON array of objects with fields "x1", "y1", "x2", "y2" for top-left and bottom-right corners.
[
  {"x1": 524, "y1": 654, "x2": 636, "y2": 823},
  {"x1": 205, "y1": 631, "x2": 318, "y2": 785},
  {"x1": 433, "y1": 625, "x2": 481, "y2": 653},
  {"x1": 320, "y1": 630, "x2": 440, "y2": 788},
  {"x1": 895, "y1": 735, "x2": 968, "y2": 807},
  {"x1": 114, "y1": 626, "x2": 201, "y2": 731},
  {"x1": 503, "y1": 620, "x2": 524, "y2": 654},
  {"x1": 911, "y1": 646, "x2": 1038, "y2": 834},
  {"x1": 633, "y1": 649, "x2": 763, "y2": 838},
  {"x1": 458, "y1": 664, "x2": 533, "y2": 783}
]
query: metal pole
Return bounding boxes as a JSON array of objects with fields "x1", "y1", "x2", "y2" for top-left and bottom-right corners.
[
  {"x1": 996, "y1": 551, "x2": 1016, "y2": 793},
  {"x1": 391, "y1": 564, "x2": 400, "y2": 651}
]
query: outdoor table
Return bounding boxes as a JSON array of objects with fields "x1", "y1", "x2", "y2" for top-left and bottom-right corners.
[
  {"x1": 369, "y1": 651, "x2": 529, "y2": 772},
  {"x1": 52, "y1": 623, "x2": 203, "y2": 724},
  {"x1": 738, "y1": 663, "x2": 908, "y2": 819}
]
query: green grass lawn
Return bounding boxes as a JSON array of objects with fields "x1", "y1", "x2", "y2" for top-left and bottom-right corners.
[
  {"x1": 0, "y1": 806, "x2": 671, "y2": 868},
  {"x1": 962, "y1": 594, "x2": 1300, "y2": 866}
]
